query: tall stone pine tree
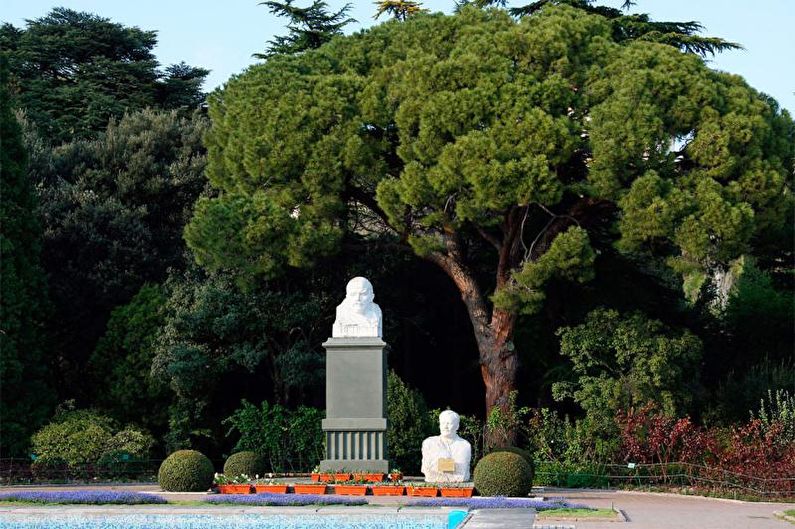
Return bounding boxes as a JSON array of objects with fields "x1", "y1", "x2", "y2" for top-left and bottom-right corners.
[
  {"x1": 255, "y1": 1, "x2": 356, "y2": 58},
  {"x1": 0, "y1": 8, "x2": 208, "y2": 143},
  {"x1": 0, "y1": 57, "x2": 53, "y2": 456},
  {"x1": 186, "y1": 6, "x2": 794, "y2": 421}
]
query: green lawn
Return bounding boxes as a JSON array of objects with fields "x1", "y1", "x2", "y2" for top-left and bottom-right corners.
[
  {"x1": 784, "y1": 509, "x2": 795, "y2": 517},
  {"x1": 536, "y1": 507, "x2": 617, "y2": 519}
]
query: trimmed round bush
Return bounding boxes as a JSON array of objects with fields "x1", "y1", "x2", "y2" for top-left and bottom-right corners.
[
  {"x1": 158, "y1": 450, "x2": 214, "y2": 492},
  {"x1": 473, "y1": 451, "x2": 533, "y2": 497},
  {"x1": 490, "y1": 447, "x2": 535, "y2": 483},
  {"x1": 223, "y1": 451, "x2": 266, "y2": 477}
]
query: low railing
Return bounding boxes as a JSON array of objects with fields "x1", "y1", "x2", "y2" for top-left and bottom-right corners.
[{"x1": 534, "y1": 460, "x2": 795, "y2": 499}]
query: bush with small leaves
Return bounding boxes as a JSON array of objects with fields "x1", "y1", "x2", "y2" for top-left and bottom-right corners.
[
  {"x1": 489, "y1": 446, "x2": 535, "y2": 483},
  {"x1": 224, "y1": 451, "x2": 267, "y2": 478},
  {"x1": 473, "y1": 451, "x2": 533, "y2": 497},
  {"x1": 157, "y1": 450, "x2": 214, "y2": 492}
]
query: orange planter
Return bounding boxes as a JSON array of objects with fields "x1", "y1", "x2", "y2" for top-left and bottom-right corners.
[
  {"x1": 371, "y1": 485, "x2": 405, "y2": 496},
  {"x1": 311, "y1": 473, "x2": 321, "y2": 482},
  {"x1": 254, "y1": 484, "x2": 288, "y2": 494},
  {"x1": 333, "y1": 484, "x2": 368, "y2": 496},
  {"x1": 293, "y1": 484, "x2": 327, "y2": 495},
  {"x1": 407, "y1": 486, "x2": 438, "y2": 497},
  {"x1": 333, "y1": 473, "x2": 351, "y2": 482},
  {"x1": 353, "y1": 473, "x2": 385, "y2": 483},
  {"x1": 439, "y1": 487, "x2": 473, "y2": 497},
  {"x1": 388, "y1": 473, "x2": 403, "y2": 482},
  {"x1": 218, "y1": 484, "x2": 252, "y2": 494}
]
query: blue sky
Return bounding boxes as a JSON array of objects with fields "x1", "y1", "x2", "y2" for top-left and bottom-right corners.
[{"x1": 3, "y1": 1, "x2": 793, "y2": 113}]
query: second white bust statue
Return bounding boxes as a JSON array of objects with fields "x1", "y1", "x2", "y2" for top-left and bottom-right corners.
[
  {"x1": 332, "y1": 277, "x2": 383, "y2": 338},
  {"x1": 421, "y1": 410, "x2": 472, "y2": 482}
]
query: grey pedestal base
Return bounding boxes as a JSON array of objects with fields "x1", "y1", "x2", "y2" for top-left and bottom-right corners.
[{"x1": 321, "y1": 337, "x2": 389, "y2": 474}]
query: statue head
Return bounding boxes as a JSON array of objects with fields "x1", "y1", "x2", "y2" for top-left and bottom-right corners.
[
  {"x1": 438, "y1": 410, "x2": 460, "y2": 439},
  {"x1": 345, "y1": 277, "x2": 375, "y2": 315}
]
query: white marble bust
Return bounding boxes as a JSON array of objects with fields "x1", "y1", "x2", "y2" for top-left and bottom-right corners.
[
  {"x1": 421, "y1": 410, "x2": 472, "y2": 483},
  {"x1": 332, "y1": 277, "x2": 383, "y2": 338}
]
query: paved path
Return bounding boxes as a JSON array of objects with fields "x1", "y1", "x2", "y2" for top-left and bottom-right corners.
[{"x1": 545, "y1": 488, "x2": 794, "y2": 529}]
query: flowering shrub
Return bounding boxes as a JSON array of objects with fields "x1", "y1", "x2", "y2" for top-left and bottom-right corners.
[
  {"x1": 0, "y1": 491, "x2": 166, "y2": 504},
  {"x1": 408, "y1": 497, "x2": 585, "y2": 510}
]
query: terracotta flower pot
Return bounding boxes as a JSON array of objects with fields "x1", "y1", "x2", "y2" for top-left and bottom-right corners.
[
  {"x1": 254, "y1": 484, "x2": 288, "y2": 494},
  {"x1": 371, "y1": 485, "x2": 405, "y2": 496},
  {"x1": 293, "y1": 484, "x2": 327, "y2": 495},
  {"x1": 388, "y1": 472, "x2": 403, "y2": 482},
  {"x1": 439, "y1": 487, "x2": 473, "y2": 497},
  {"x1": 333, "y1": 484, "x2": 368, "y2": 496},
  {"x1": 353, "y1": 472, "x2": 385, "y2": 483},
  {"x1": 311, "y1": 473, "x2": 320, "y2": 482},
  {"x1": 317, "y1": 473, "x2": 334, "y2": 482},
  {"x1": 407, "y1": 486, "x2": 438, "y2": 497},
  {"x1": 334, "y1": 472, "x2": 352, "y2": 482},
  {"x1": 218, "y1": 484, "x2": 252, "y2": 494}
]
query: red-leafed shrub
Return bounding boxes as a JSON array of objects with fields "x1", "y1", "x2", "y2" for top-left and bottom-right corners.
[
  {"x1": 617, "y1": 404, "x2": 714, "y2": 467},
  {"x1": 616, "y1": 404, "x2": 795, "y2": 494}
]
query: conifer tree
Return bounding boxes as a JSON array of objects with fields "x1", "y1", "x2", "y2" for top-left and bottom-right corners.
[
  {"x1": 374, "y1": 1, "x2": 428, "y2": 21},
  {"x1": 255, "y1": 1, "x2": 356, "y2": 58},
  {"x1": 0, "y1": 57, "x2": 53, "y2": 456}
]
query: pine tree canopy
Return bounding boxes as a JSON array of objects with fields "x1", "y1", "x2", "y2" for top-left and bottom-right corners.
[{"x1": 187, "y1": 5, "x2": 793, "y2": 317}]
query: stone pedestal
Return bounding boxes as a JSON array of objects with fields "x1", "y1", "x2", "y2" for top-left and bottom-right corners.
[{"x1": 320, "y1": 337, "x2": 388, "y2": 473}]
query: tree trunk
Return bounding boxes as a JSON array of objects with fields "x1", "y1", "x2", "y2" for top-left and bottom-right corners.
[{"x1": 425, "y1": 236, "x2": 519, "y2": 447}]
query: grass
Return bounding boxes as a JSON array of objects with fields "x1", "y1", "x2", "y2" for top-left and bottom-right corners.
[
  {"x1": 784, "y1": 509, "x2": 795, "y2": 517},
  {"x1": 536, "y1": 507, "x2": 617, "y2": 519}
]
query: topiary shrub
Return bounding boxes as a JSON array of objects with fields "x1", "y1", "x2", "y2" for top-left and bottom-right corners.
[
  {"x1": 489, "y1": 447, "x2": 535, "y2": 484},
  {"x1": 473, "y1": 451, "x2": 533, "y2": 497},
  {"x1": 158, "y1": 450, "x2": 214, "y2": 492},
  {"x1": 223, "y1": 451, "x2": 266, "y2": 477}
]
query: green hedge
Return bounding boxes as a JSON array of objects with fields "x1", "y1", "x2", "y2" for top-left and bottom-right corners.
[
  {"x1": 223, "y1": 451, "x2": 266, "y2": 477},
  {"x1": 473, "y1": 451, "x2": 533, "y2": 497},
  {"x1": 158, "y1": 450, "x2": 214, "y2": 492}
]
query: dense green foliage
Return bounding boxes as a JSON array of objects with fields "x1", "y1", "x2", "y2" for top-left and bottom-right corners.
[
  {"x1": 0, "y1": 8, "x2": 208, "y2": 143},
  {"x1": 222, "y1": 400, "x2": 324, "y2": 472},
  {"x1": 0, "y1": 57, "x2": 54, "y2": 456},
  {"x1": 27, "y1": 109, "x2": 208, "y2": 403},
  {"x1": 30, "y1": 406, "x2": 154, "y2": 466},
  {"x1": 387, "y1": 370, "x2": 434, "y2": 473},
  {"x1": 473, "y1": 451, "x2": 534, "y2": 496},
  {"x1": 555, "y1": 309, "x2": 702, "y2": 427},
  {"x1": 157, "y1": 450, "x2": 215, "y2": 492},
  {"x1": 151, "y1": 269, "x2": 326, "y2": 450},
  {"x1": 223, "y1": 451, "x2": 267, "y2": 477},
  {"x1": 89, "y1": 284, "x2": 170, "y2": 432}
]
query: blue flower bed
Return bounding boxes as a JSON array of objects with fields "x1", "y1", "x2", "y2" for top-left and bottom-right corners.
[
  {"x1": 2, "y1": 514, "x2": 447, "y2": 529},
  {"x1": 205, "y1": 492, "x2": 367, "y2": 506},
  {"x1": 407, "y1": 497, "x2": 585, "y2": 510},
  {"x1": 0, "y1": 490, "x2": 167, "y2": 505}
]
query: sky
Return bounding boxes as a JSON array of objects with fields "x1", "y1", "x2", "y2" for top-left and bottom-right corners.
[{"x1": 3, "y1": 1, "x2": 793, "y2": 113}]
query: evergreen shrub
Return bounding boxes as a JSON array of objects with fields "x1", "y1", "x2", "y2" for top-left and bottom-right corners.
[
  {"x1": 490, "y1": 446, "x2": 535, "y2": 483},
  {"x1": 224, "y1": 451, "x2": 266, "y2": 477},
  {"x1": 473, "y1": 451, "x2": 533, "y2": 497},
  {"x1": 157, "y1": 450, "x2": 214, "y2": 491}
]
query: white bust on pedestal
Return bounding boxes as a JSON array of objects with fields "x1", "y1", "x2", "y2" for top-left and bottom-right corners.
[
  {"x1": 421, "y1": 410, "x2": 472, "y2": 482},
  {"x1": 332, "y1": 277, "x2": 382, "y2": 338}
]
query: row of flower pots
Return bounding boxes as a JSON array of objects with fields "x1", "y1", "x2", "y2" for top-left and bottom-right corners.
[
  {"x1": 310, "y1": 472, "x2": 402, "y2": 483},
  {"x1": 216, "y1": 483, "x2": 474, "y2": 497}
]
